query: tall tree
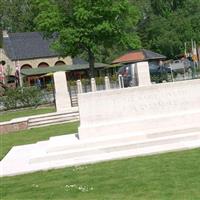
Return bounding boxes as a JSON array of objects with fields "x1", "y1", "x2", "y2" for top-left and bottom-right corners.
[
  {"x1": 151, "y1": 0, "x2": 184, "y2": 17},
  {"x1": 0, "y1": 0, "x2": 37, "y2": 32},
  {"x1": 35, "y1": 0, "x2": 140, "y2": 77},
  {"x1": 136, "y1": 0, "x2": 200, "y2": 58}
]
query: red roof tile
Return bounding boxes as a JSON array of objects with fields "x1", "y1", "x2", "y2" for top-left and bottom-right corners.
[
  {"x1": 112, "y1": 49, "x2": 166, "y2": 64},
  {"x1": 112, "y1": 52, "x2": 145, "y2": 64}
]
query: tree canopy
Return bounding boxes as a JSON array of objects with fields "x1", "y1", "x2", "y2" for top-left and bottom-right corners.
[
  {"x1": 1, "y1": 0, "x2": 199, "y2": 63},
  {"x1": 0, "y1": 0, "x2": 37, "y2": 32},
  {"x1": 35, "y1": 0, "x2": 140, "y2": 77},
  {"x1": 137, "y1": 0, "x2": 200, "y2": 58}
]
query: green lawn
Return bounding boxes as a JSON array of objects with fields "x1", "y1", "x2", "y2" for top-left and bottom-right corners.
[
  {"x1": 0, "y1": 107, "x2": 56, "y2": 122},
  {"x1": 0, "y1": 148, "x2": 200, "y2": 200},
  {"x1": 0, "y1": 122, "x2": 79, "y2": 160},
  {"x1": 1, "y1": 122, "x2": 200, "y2": 199}
]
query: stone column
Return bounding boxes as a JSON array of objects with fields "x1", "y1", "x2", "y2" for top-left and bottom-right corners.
[
  {"x1": 118, "y1": 74, "x2": 124, "y2": 88},
  {"x1": 131, "y1": 63, "x2": 137, "y2": 86},
  {"x1": 91, "y1": 78, "x2": 97, "y2": 92},
  {"x1": 105, "y1": 76, "x2": 110, "y2": 90},
  {"x1": 135, "y1": 61, "x2": 151, "y2": 86},
  {"x1": 53, "y1": 71, "x2": 72, "y2": 112},
  {"x1": 77, "y1": 80, "x2": 83, "y2": 93}
]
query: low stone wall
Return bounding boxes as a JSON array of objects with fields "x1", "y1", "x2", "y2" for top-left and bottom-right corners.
[
  {"x1": 78, "y1": 79, "x2": 200, "y2": 139},
  {"x1": 0, "y1": 118, "x2": 28, "y2": 134}
]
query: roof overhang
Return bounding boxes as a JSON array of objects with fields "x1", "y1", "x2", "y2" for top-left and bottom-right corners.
[{"x1": 21, "y1": 63, "x2": 111, "y2": 76}]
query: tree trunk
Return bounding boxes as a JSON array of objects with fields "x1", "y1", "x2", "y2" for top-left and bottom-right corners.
[{"x1": 88, "y1": 48, "x2": 95, "y2": 78}]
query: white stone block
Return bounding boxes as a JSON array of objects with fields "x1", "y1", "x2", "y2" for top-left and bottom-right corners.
[
  {"x1": 135, "y1": 61, "x2": 151, "y2": 86},
  {"x1": 105, "y1": 76, "x2": 110, "y2": 90},
  {"x1": 131, "y1": 63, "x2": 137, "y2": 86},
  {"x1": 91, "y1": 78, "x2": 97, "y2": 92},
  {"x1": 78, "y1": 79, "x2": 200, "y2": 139},
  {"x1": 77, "y1": 80, "x2": 83, "y2": 93},
  {"x1": 53, "y1": 71, "x2": 71, "y2": 112},
  {"x1": 118, "y1": 74, "x2": 124, "y2": 88}
]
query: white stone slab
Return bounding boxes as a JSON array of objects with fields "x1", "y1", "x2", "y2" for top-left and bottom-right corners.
[
  {"x1": 135, "y1": 61, "x2": 151, "y2": 86},
  {"x1": 1, "y1": 129, "x2": 200, "y2": 177},
  {"x1": 53, "y1": 71, "x2": 72, "y2": 112},
  {"x1": 78, "y1": 79, "x2": 200, "y2": 139}
]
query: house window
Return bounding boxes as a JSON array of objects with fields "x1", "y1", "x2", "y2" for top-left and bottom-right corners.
[
  {"x1": 38, "y1": 62, "x2": 49, "y2": 68},
  {"x1": 55, "y1": 61, "x2": 65, "y2": 66}
]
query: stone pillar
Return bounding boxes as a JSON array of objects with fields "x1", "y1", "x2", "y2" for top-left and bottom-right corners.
[
  {"x1": 91, "y1": 78, "x2": 97, "y2": 92},
  {"x1": 118, "y1": 74, "x2": 124, "y2": 88},
  {"x1": 77, "y1": 80, "x2": 83, "y2": 93},
  {"x1": 105, "y1": 76, "x2": 110, "y2": 90},
  {"x1": 131, "y1": 63, "x2": 137, "y2": 86},
  {"x1": 135, "y1": 61, "x2": 151, "y2": 86},
  {"x1": 53, "y1": 71, "x2": 72, "y2": 112}
]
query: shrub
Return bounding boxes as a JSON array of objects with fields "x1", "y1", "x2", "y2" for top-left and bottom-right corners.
[
  {"x1": 95, "y1": 77, "x2": 104, "y2": 85},
  {"x1": 18, "y1": 86, "x2": 42, "y2": 107},
  {"x1": 2, "y1": 86, "x2": 43, "y2": 110}
]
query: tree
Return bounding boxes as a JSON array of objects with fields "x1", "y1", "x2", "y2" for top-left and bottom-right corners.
[
  {"x1": 0, "y1": 0, "x2": 37, "y2": 32},
  {"x1": 136, "y1": 0, "x2": 200, "y2": 58},
  {"x1": 35, "y1": 0, "x2": 140, "y2": 77},
  {"x1": 151, "y1": 0, "x2": 185, "y2": 17}
]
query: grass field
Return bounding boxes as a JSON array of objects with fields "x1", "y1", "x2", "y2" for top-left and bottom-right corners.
[
  {"x1": 1, "y1": 148, "x2": 200, "y2": 200},
  {"x1": 0, "y1": 122, "x2": 79, "y2": 160},
  {"x1": 1, "y1": 122, "x2": 200, "y2": 199},
  {"x1": 0, "y1": 107, "x2": 56, "y2": 122}
]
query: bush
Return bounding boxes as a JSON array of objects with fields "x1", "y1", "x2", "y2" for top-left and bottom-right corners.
[
  {"x1": 150, "y1": 73, "x2": 169, "y2": 83},
  {"x1": 1, "y1": 86, "x2": 43, "y2": 110},
  {"x1": 95, "y1": 77, "x2": 104, "y2": 85}
]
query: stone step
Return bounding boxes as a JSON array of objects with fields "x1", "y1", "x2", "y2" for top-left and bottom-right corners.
[
  {"x1": 28, "y1": 112, "x2": 79, "y2": 123},
  {"x1": 30, "y1": 131, "x2": 200, "y2": 164},
  {"x1": 28, "y1": 118, "x2": 79, "y2": 129},
  {"x1": 1, "y1": 130, "x2": 200, "y2": 177},
  {"x1": 28, "y1": 114, "x2": 79, "y2": 125},
  {"x1": 46, "y1": 127, "x2": 200, "y2": 153},
  {"x1": 27, "y1": 110, "x2": 79, "y2": 128}
]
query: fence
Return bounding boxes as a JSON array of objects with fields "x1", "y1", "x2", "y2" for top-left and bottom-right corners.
[{"x1": 1, "y1": 64, "x2": 200, "y2": 110}]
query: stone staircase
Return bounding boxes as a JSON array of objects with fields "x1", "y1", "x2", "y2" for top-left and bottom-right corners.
[
  {"x1": 71, "y1": 95, "x2": 78, "y2": 107},
  {"x1": 28, "y1": 108, "x2": 79, "y2": 129},
  {"x1": 1, "y1": 126, "x2": 200, "y2": 177}
]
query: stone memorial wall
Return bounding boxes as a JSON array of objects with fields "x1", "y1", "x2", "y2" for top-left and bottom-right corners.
[{"x1": 78, "y1": 79, "x2": 200, "y2": 139}]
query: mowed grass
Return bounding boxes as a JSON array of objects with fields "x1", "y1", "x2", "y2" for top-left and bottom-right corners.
[
  {"x1": 0, "y1": 107, "x2": 56, "y2": 122},
  {"x1": 0, "y1": 148, "x2": 200, "y2": 200},
  {"x1": 0, "y1": 122, "x2": 79, "y2": 160},
  {"x1": 1, "y1": 122, "x2": 200, "y2": 199}
]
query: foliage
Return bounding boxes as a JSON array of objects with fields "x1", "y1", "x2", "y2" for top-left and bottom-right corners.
[
  {"x1": 137, "y1": 0, "x2": 200, "y2": 58},
  {"x1": 95, "y1": 77, "x2": 105, "y2": 85},
  {"x1": 1, "y1": 86, "x2": 43, "y2": 110},
  {"x1": 0, "y1": 0, "x2": 37, "y2": 32},
  {"x1": 150, "y1": 73, "x2": 168, "y2": 83},
  {"x1": 1, "y1": 0, "x2": 199, "y2": 62},
  {"x1": 35, "y1": 0, "x2": 140, "y2": 77},
  {"x1": 150, "y1": 0, "x2": 185, "y2": 17}
]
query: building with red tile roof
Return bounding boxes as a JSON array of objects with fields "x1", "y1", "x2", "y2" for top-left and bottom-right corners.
[{"x1": 112, "y1": 49, "x2": 166, "y2": 64}]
